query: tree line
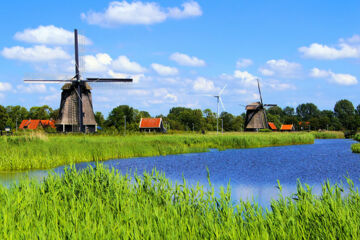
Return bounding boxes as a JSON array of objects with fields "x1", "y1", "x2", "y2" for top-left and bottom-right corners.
[{"x1": 0, "y1": 99, "x2": 359, "y2": 132}]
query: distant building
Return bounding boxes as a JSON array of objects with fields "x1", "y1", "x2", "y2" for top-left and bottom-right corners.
[
  {"x1": 299, "y1": 121, "x2": 310, "y2": 130},
  {"x1": 280, "y1": 124, "x2": 295, "y2": 131},
  {"x1": 19, "y1": 119, "x2": 56, "y2": 130},
  {"x1": 139, "y1": 118, "x2": 166, "y2": 133},
  {"x1": 268, "y1": 122, "x2": 277, "y2": 131}
]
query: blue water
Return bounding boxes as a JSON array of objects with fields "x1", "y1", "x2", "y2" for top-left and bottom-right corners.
[{"x1": 1, "y1": 139, "x2": 359, "y2": 207}]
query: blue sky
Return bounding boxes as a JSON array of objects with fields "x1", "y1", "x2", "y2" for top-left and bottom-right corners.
[{"x1": 0, "y1": 0, "x2": 359, "y2": 117}]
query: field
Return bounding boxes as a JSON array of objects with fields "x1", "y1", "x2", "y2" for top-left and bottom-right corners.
[
  {"x1": 310, "y1": 131, "x2": 345, "y2": 139},
  {"x1": 0, "y1": 132, "x2": 314, "y2": 171},
  {"x1": 353, "y1": 133, "x2": 360, "y2": 153},
  {"x1": 0, "y1": 164, "x2": 358, "y2": 239}
]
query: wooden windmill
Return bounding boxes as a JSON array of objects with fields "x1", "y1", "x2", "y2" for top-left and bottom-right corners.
[
  {"x1": 24, "y1": 29, "x2": 133, "y2": 133},
  {"x1": 244, "y1": 79, "x2": 276, "y2": 131}
]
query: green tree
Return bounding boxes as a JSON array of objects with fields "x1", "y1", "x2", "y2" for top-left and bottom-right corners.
[
  {"x1": 106, "y1": 105, "x2": 136, "y2": 131},
  {"x1": 0, "y1": 105, "x2": 8, "y2": 130},
  {"x1": 283, "y1": 106, "x2": 295, "y2": 116},
  {"x1": 94, "y1": 112, "x2": 105, "y2": 128},
  {"x1": 29, "y1": 105, "x2": 53, "y2": 119},
  {"x1": 5, "y1": 105, "x2": 29, "y2": 129},
  {"x1": 296, "y1": 103, "x2": 320, "y2": 121},
  {"x1": 220, "y1": 112, "x2": 235, "y2": 131},
  {"x1": 334, "y1": 99, "x2": 356, "y2": 130},
  {"x1": 356, "y1": 104, "x2": 360, "y2": 115}
]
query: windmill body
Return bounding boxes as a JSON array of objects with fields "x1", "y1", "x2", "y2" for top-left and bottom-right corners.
[
  {"x1": 244, "y1": 80, "x2": 276, "y2": 131},
  {"x1": 24, "y1": 29, "x2": 132, "y2": 133}
]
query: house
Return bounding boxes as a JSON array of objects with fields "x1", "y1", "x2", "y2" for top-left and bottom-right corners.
[
  {"x1": 19, "y1": 119, "x2": 56, "y2": 130},
  {"x1": 139, "y1": 118, "x2": 166, "y2": 133},
  {"x1": 268, "y1": 122, "x2": 277, "y2": 131},
  {"x1": 280, "y1": 124, "x2": 295, "y2": 131},
  {"x1": 299, "y1": 121, "x2": 310, "y2": 130}
]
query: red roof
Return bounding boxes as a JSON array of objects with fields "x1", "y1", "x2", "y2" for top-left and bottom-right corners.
[
  {"x1": 281, "y1": 124, "x2": 294, "y2": 131},
  {"x1": 19, "y1": 120, "x2": 56, "y2": 130},
  {"x1": 139, "y1": 118, "x2": 162, "y2": 128},
  {"x1": 299, "y1": 121, "x2": 310, "y2": 125},
  {"x1": 268, "y1": 122, "x2": 277, "y2": 130}
]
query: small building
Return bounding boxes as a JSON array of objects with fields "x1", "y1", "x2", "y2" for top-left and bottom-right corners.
[
  {"x1": 268, "y1": 122, "x2": 277, "y2": 131},
  {"x1": 19, "y1": 119, "x2": 56, "y2": 130},
  {"x1": 299, "y1": 121, "x2": 310, "y2": 130},
  {"x1": 139, "y1": 118, "x2": 166, "y2": 133},
  {"x1": 280, "y1": 124, "x2": 295, "y2": 131}
]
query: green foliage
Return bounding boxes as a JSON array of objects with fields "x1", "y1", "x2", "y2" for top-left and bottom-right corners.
[
  {"x1": 0, "y1": 133, "x2": 314, "y2": 171},
  {"x1": 29, "y1": 105, "x2": 53, "y2": 119},
  {"x1": 259, "y1": 128, "x2": 272, "y2": 132},
  {"x1": 94, "y1": 111, "x2": 105, "y2": 127},
  {"x1": 1, "y1": 164, "x2": 360, "y2": 238},
  {"x1": 352, "y1": 143, "x2": 360, "y2": 153},
  {"x1": 296, "y1": 103, "x2": 321, "y2": 120},
  {"x1": 0, "y1": 105, "x2": 8, "y2": 130},
  {"x1": 106, "y1": 105, "x2": 136, "y2": 131},
  {"x1": 310, "y1": 131, "x2": 345, "y2": 139},
  {"x1": 334, "y1": 99, "x2": 356, "y2": 130},
  {"x1": 354, "y1": 133, "x2": 360, "y2": 142}
]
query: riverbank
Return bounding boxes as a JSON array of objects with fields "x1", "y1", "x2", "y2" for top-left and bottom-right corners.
[
  {"x1": 310, "y1": 131, "x2": 345, "y2": 139},
  {"x1": 0, "y1": 164, "x2": 358, "y2": 239},
  {"x1": 0, "y1": 132, "x2": 314, "y2": 171},
  {"x1": 352, "y1": 133, "x2": 360, "y2": 153}
]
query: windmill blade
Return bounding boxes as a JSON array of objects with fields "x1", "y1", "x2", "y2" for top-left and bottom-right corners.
[
  {"x1": 24, "y1": 80, "x2": 73, "y2": 83},
  {"x1": 264, "y1": 104, "x2": 277, "y2": 107},
  {"x1": 219, "y1": 97, "x2": 226, "y2": 111},
  {"x1": 85, "y1": 78, "x2": 133, "y2": 82},
  {"x1": 257, "y1": 79, "x2": 263, "y2": 105},
  {"x1": 219, "y1": 84, "x2": 227, "y2": 96}
]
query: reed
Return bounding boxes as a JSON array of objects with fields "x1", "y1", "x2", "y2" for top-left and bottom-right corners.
[
  {"x1": 0, "y1": 164, "x2": 359, "y2": 239},
  {"x1": 352, "y1": 143, "x2": 360, "y2": 153},
  {"x1": 354, "y1": 133, "x2": 360, "y2": 142},
  {"x1": 310, "y1": 131, "x2": 345, "y2": 139},
  {"x1": 0, "y1": 132, "x2": 314, "y2": 171}
]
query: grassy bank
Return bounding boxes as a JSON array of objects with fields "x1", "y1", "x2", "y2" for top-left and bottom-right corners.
[
  {"x1": 354, "y1": 133, "x2": 360, "y2": 141},
  {"x1": 310, "y1": 131, "x2": 345, "y2": 139},
  {"x1": 0, "y1": 164, "x2": 359, "y2": 239},
  {"x1": 352, "y1": 144, "x2": 360, "y2": 153},
  {"x1": 0, "y1": 132, "x2": 314, "y2": 171}
]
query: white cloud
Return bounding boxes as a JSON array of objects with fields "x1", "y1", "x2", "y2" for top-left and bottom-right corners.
[
  {"x1": 236, "y1": 58, "x2": 253, "y2": 68},
  {"x1": 14, "y1": 25, "x2": 92, "y2": 45},
  {"x1": 108, "y1": 70, "x2": 144, "y2": 84},
  {"x1": 0, "y1": 82, "x2": 12, "y2": 91},
  {"x1": 151, "y1": 63, "x2": 178, "y2": 75},
  {"x1": 83, "y1": 53, "x2": 112, "y2": 73},
  {"x1": 82, "y1": 1, "x2": 202, "y2": 27},
  {"x1": 112, "y1": 56, "x2": 146, "y2": 73},
  {"x1": 40, "y1": 94, "x2": 60, "y2": 102},
  {"x1": 259, "y1": 59, "x2": 301, "y2": 78},
  {"x1": 299, "y1": 43, "x2": 359, "y2": 60},
  {"x1": 17, "y1": 84, "x2": 47, "y2": 93},
  {"x1": 168, "y1": 1, "x2": 202, "y2": 19},
  {"x1": 309, "y1": 68, "x2": 357, "y2": 85},
  {"x1": 234, "y1": 70, "x2": 257, "y2": 87},
  {"x1": 193, "y1": 77, "x2": 215, "y2": 92},
  {"x1": 170, "y1": 52, "x2": 205, "y2": 67},
  {"x1": 152, "y1": 88, "x2": 177, "y2": 103},
  {"x1": 1, "y1": 45, "x2": 70, "y2": 62},
  {"x1": 267, "y1": 81, "x2": 296, "y2": 91}
]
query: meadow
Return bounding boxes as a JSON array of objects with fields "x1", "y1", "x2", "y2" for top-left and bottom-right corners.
[
  {"x1": 0, "y1": 132, "x2": 314, "y2": 171},
  {"x1": 353, "y1": 133, "x2": 360, "y2": 153},
  {"x1": 310, "y1": 131, "x2": 345, "y2": 139},
  {"x1": 0, "y1": 164, "x2": 359, "y2": 239}
]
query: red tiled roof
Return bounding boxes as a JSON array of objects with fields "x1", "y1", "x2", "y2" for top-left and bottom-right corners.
[
  {"x1": 268, "y1": 122, "x2": 277, "y2": 130},
  {"x1": 281, "y1": 124, "x2": 294, "y2": 131},
  {"x1": 19, "y1": 120, "x2": 56, "y2": 130},
  {"x1": 299, "y1": 121, "x2": 310, "y2": 125},
  {"x1": 139, "y1": 118, "x2": 161, "y2": 128}
]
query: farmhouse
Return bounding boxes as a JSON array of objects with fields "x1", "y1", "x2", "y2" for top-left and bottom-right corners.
[
  {"x1": 19, "y1": 119, "x2": 56, "y2": 130},
  {"x1": 280, "y1": 124, "x2": 295, "y2": 131},
  {"x1": 139, "y1": 118, "x2": 166, "y2": 133}
]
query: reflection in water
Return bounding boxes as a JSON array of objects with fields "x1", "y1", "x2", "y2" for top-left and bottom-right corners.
[{"x1": 0, "y1": 139, "x2": 359, "y2": 208}]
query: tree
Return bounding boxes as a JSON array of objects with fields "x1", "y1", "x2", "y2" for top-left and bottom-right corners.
[
  {"x1": 5, "y1": 105, "x2": 29, "y2": 129},
  {"x1": 334, "y1": 99, "x2": 356, "y2": 130},
  {"x1": 232, "y1": 115, "x2": 244, "y2": 131},
  {"x1": 29, "y1": 105, "x2": 53, "y2": 119},
  {"x1": 267, "y1": 106, "x2": 283, "y2": 117},
  {"x1": 283, "y1": 106, "x2": 295, "y2": 116},
  {"x1": 220, "y1": 112, "x2": 235, "y2": 131},
  {"x1": 94, "y1": 111, "x2": 105, "y2": 128},
  {"x1": 0, "y1": 105, "x2": 8, "y2": 130},
  {"x1": 106, "y1": 105, "x2": 136, "y2": 131},
  {"x1": 356, "y1": 104, "x2": 360, "y2": 116},
  {"x1": 296, "y1": 103, "x2": 320, "y2": 121}
]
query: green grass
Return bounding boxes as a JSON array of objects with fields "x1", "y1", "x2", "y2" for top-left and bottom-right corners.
[
  {"x1": 0, "y1": 164, "x2": 360, "y2": 239},
  {"x1": 354, "y1": 133, "x2": 360, "y2": 142},
  {"x1": 0, "y1": 132, "x2": 314, "y2": 171},
  {"x1": 310, "y1": 131, "x2": 345, "y2": 139},
  {"x1": 352, "y1": 143, "x2": 360, "y2": 153}
]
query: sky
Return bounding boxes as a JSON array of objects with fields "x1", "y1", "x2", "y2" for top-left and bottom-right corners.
[{"x1": 0, "y1": 0, "x2": 359, "y2": 117}]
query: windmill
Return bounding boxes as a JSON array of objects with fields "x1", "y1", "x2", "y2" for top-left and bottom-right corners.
[
  {"x1": 213, "y1": 84, "x2": 226, "y2": 134},
  {"x1": 24, "y1": 29, "x2": 133, "y2": 133},
  {"x1": 244, "y1": 79, "x2": 276, "y2": 131}
]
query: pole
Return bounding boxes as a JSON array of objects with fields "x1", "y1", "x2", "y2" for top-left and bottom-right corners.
[{"x1": 217, "y1": 97, "x2": 219, "y2": 134}]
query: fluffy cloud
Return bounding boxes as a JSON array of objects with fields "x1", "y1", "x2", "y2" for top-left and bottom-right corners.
[
  {"x1": 14, "y1": 25, "x2": 92, "y2": 45},
  {"x1": 83, "y1": 53, "x2": 112, "y2": 73},
  {"x1": 1, "y1": 45, "x2": 70, "y2": 62},
  {"x1": 234, "y1": 70, "x2": 257, "y2": 87},
  {"x1": 193, "y1": 77, "x2": 215, "y2": 91},
  {"x1": 259, "y1": 59, "x2": 301, "y2": 78},
  {"x1": 0, "y1": 82, "x2": 12, "y2": 91},
  {"x1": 17, "y1": 84, "x2": 47, "y2": 93},
  {"x1": 112, "y1": 56, "x2": 146, "y2": 73},
  {"x1": 82, "y1": 1, "x2": 202, "y2": 27},
  {"x1": 236, "y1": 58, "x2": 253, "y2": 68},
  {"x1": 267, "y1": 81, "x2": 296, "y2": 91},
  {"x1": 151, "y1": 63, "x2": 178, "y2": 75},
  {"x1": 108, "y1": 70, "x2": 144, "y2": 84},
  {"x1": 299, "y1": 43, "x2": 359, "y2": 60},
  {"x1": 170, "y1": 52, "x2": 205, "y2": 67},
  {"x1": 152, "y1": 88, "x2": 178, "y2": 103},
  {"x1": 310, "y1": 68, "x2": 357, "y2": 85}
]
